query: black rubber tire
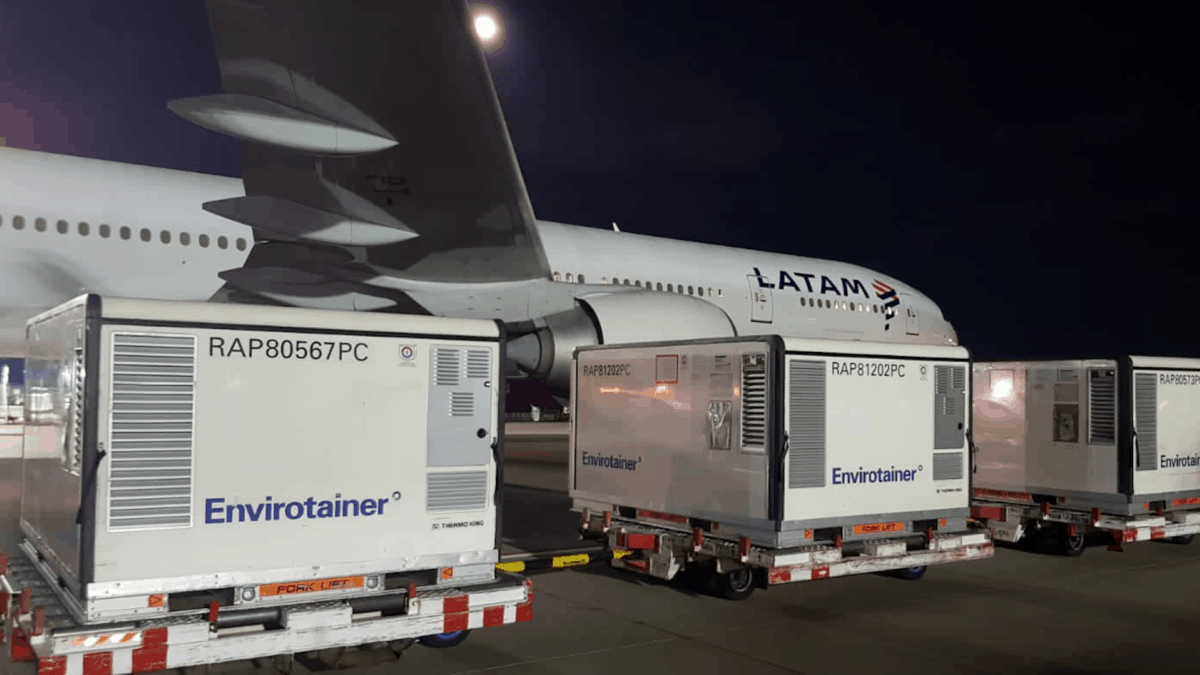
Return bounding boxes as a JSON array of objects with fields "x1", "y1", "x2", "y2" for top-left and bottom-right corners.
[
  {"x1": 1061, "y1": 529, "x2": 1087, "y2": 557},
  {"x1": 1169, "y1": 534, "x2": 1195, "y2": 545},
  {"x1": 417, "y1": 630, "x2": 471, "y2": 649},
  {"x1": 712, "y1": 568, "x2": 756, "y2": 601},
  {"x1": 893, "y1": 565, "x2": 927, "y2": 581}
]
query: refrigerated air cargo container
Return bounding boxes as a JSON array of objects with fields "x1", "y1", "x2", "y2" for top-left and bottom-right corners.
[
  {"x1": 2, "y1": 294, "x2": 532, "y2": 674},
  {"x1": 569, "y1": 335, "x2": 993, "y2": 599},
  {"x1": 971, "y1": 357, "x2": 1200, "y2": 555}
]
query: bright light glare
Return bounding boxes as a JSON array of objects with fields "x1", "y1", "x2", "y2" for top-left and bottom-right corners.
[
  {"x1": 475, "y1": 14, "x2": 497, "y2": 40},
  {"x1": 990, "y1": 376, "x2": 1013, "y2": 399}
]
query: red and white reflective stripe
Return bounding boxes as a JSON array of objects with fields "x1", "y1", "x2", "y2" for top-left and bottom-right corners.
[
  {"x1": 72, "y1": 633, "x2": 140, "y2": 648},
  {"x1": 439, "y1": 578, "x2": 534, "y2": 634}
]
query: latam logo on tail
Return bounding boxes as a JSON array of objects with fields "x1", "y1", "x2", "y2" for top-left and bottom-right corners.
[{"x1": 873, "y1": 280, "x2": 900, "y2": 331}]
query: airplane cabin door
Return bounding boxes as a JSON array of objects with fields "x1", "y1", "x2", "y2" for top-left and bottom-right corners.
[
  {"x1": 902, "y1": 294, "x2": 919, "y2": 335},
  {"x1": 747, "y1": 276, "x2": 773, "y2": 323}
]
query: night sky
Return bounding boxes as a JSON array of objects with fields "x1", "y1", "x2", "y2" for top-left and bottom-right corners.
[{"x1": 2, "y1": 0, "x2": 1198, "y2": 389}]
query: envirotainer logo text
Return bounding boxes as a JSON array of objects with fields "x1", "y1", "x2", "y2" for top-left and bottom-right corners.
[
  {"x1": 1161, "y1": 454, "x2": 1200, "y2": 469},
  {"x1": 581, "y1": 452, "x2": 642, "y2": 471},
  {"x1": 204, "y1": 492, "x2": 398, "y2": 524},
  {"x1": 832, "y1": 465, "x2": 923, "y2": 485}
]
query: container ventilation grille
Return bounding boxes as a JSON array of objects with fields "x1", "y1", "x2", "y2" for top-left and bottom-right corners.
[
  {"x1": 740, "y1": 355, "x2": 766, "y2": 450},
  {"x1": 788, "y1": 360, "x2": 826, "y2": 488},
  {"x1": 466, "y1": 349, "x2": 491, "y2": 379},
  {"x1": 427, "y1": 471, "x2": 489, "y2": 512},
  {"x1": 108, "y1": 333, "x2": 197, "y2": 531},
  {"x1": 1135, "y1": 373, "x2": 1157, "y2": 471},
  {"x1": 450, "y1": 392, "x2": 474, "y2": 417},
  {"x1": 434, "y1": 348, "x2": 460, "y2": 386},
  {"x1": 64, "y1": 344, "x2": 86, "y2": 476},
  {"x1": 933, "y1": 452, "x2": 964, "y2": 481},
  {"x1": 1088, "y1": 369, "x2": 1116, "y2": 445}
]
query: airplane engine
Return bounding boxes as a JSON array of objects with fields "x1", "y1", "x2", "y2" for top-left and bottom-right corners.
[{"x1": 506, "y1": 290, "x2": 737, "y2": 395}]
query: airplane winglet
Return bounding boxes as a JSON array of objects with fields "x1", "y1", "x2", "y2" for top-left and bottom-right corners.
[{"x1": 612, "y1": 221, "x2": 620, "y2": 232}]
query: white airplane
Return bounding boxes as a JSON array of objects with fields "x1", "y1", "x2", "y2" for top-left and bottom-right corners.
[{"x1": 0, "y1": 0, "x2": 958, "y2": 401}]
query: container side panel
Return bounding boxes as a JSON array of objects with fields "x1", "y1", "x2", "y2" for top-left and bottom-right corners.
[
  {"x1": 1132, "y1": 369, "x2": 1200, "y2": 496},
  {"x1": 784, "y1": 356, "x2": 970, "y2": 522},
  {"x1": 571, "y1": 341, "x2": 769, "y2": 521},
  {"x1": 20, "y1": 302, "x2": 87, "y2": 584},
  {"x1": 92, "y1": 327, "x2": 498, "y2": 583},
  {"x1": 972, "y1": 364, "x2": 1029, "y2": 492}
]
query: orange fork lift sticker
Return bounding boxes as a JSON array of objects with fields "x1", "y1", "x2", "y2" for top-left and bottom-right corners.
[
  {"x1": 259, "y1": 576, "x2": 365, "y2": 597},
  {"x1": 853, "y1": 522, "x2": 904, "y2": 535}
]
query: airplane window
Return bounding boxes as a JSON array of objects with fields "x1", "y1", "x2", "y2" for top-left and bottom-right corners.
[
  {"x1": 800, "y1": 298, "x2": 807, "y2": 307},
  {"x1": 688, "y1": 286, "x2": 694, "y2": 295},
  {"x1": 565, "y1": 273, "x2": 574, "y2": 282},
  {"x1": 578, "y1": 274, "x2": 586, "y2": 283},
  {"x1": 0, "y1": 214, "x2": 3, "y2": 226},
  {"x1": 236, "y1": 238, "x2": 247, "y2": 251},
  {"x1": 601, "y1": 277, "x2": 608, "y2": 284},
  {"x1": 12, "y1": 216, "x2": 24, "y2": 230},
  {"x1": 57, "y1": 220, "x2": 68, "y2": 234},
  {"x1": 78, "y1": 222, "x2": 89, "y2": 236},
  {"x1": 120, "y1": 226, "x2": 131, "y2": 240},
  {"x1": 718, "y1": 289, "x2": 723, "y2": 297},
  {"x1": 707, "y1": 288, "x2": 713, "y2": 298},
  {"x1": 635, "y1": 281, "x2": 642, "y2": 287},
  {"x1": 625, "y1": 279, "x2": 632, "y2": 285},
  {"x1": 667, "y1": 284, "x2": 673, "y2": 292},
  {"x1": 218, "y1": 236, "x2": 228, "y2": 249},
  {"x1": 657, "y1": 282, "x2": 663, "y2": 291},
  {"x1": 160, "y1": 230, "x2": 171, "y2": 244},
  {"x1": 849, "y1": 302, "x2": 856, "y2": 311},
  {"x1": 874, "y1": 305, "x2": 879, "y2": 313},
  {"x1": 140, "y1": 228, "x2": 151, "y2": 242},
  {"x1": 180, "y1": 232, "x2": 191, "y2": 246},
  {"x1": 199, "y1": 234, "x2": 210, "y2": 247},
  {"x1": 99, "y1": 224, "x2": 110, "y2": 238},
  {"x1": 35, "y1": 218, "x2": 47, "y2": 232}
]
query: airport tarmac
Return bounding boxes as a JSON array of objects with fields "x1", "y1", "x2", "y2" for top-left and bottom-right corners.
[{"x1": 3, "y1": 434, "x2": 1200, "y2": 674}]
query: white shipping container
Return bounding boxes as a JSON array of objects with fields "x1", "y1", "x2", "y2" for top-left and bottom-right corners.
[
  {"x1": 18, "y1": 294, "x2": 508, "y2": 624},
  {"x1": 570, "y1": 335, "x2": 975, "y2": 549},
  {"x1": 974, "y1": 357, "x2": 1200, "y2": 514}
]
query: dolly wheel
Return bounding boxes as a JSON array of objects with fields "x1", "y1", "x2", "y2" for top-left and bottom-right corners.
[
  {"x1": 1169, "y1": 534, "x2": 1195, "y2": 545},
  {"x1": 418, "y1": 630, "x2": 471, "y2": 649},
  {"x1": 1061, "y1": 529, "x2": 1086, "y2": 557},
  {"x1": 894, "y1": 565, "x2": 927, "y2": 581},
  {"x1": 713, "y1": 568, "x2": 756, "y2": 601}
]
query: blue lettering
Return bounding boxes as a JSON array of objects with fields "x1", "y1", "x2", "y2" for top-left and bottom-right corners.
[
  {"x1": 581, "y1": 451, "x2": 642, "y2": 472},
  {"x1": 203, "y1": 494, "x2": 395, "y2": 525},
  {"x1": 778, "y1": 271, "x2": 801, "y2": 291},
  {"x1": 753, "y1": 267, "x2": 775, "y2": 289},
  {"x1": 842, "y1": 278, "x2": 870, "y2": 299},
  {"x1": 795, "y1": 272, "x2": 815, "y2": 292},
  {"x1": 205, "y1": 498, "x2": 225, "y2": 524},
  {"x1": 820, "y1": 276, "x2": 841, "y2": 295},
  {"x1": 830, "y1": 465, "x2": 922, "y2": 487}
]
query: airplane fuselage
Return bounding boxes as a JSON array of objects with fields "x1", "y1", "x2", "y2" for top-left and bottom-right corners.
[{"x1": 0, "y1": 146, "x2": 955, "y2": 358}]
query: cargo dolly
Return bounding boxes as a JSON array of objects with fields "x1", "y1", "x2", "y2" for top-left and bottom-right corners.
[
  {"x1": 970, "y1": 489, "x2": 1200, "y2": 556},
  {"x1": 1, "y1": 542, "x2": 533, "y2": 675},
  {"x1": 579, "y1": 508, "x2": 994, "y2": 600}
]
